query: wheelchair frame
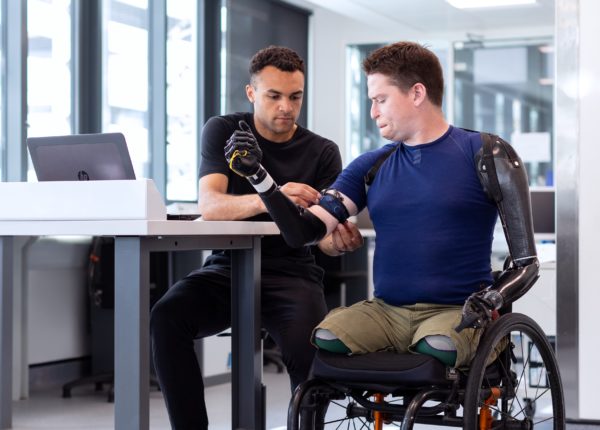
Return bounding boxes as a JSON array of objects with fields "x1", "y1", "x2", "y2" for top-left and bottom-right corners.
[{"x1": 288, "y1": 312, "x2": 565, "y2": 430}]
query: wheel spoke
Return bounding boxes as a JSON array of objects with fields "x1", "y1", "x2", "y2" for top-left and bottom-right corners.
[{"x1": 534, "y1": 415, "x2": 554, "y2": 425}]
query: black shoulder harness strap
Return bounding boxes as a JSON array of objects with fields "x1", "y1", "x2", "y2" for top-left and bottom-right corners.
[
  {"x1": 364, "y1": 144, "x2": 400, "y2": 189},
  {"x1": 480, "y1": 132, "x2": 504, "y2": 203},
  {"x1": 362, "y1": 131, "x2": 504, "y2": 198}
]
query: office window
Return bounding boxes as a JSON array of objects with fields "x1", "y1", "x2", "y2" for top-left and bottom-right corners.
[
  {"x1": 453, "y1": 39, "x2": 554, "y2": 187},
  {"x1": 166, "y1": 0, "x2": 197, "y2": 201},
  {"x1": 27, "y1": 0, "x2": 73, "y2": 181},
  {"x1": 102, "y1": 0, "x2": 149, "y2": 179}
]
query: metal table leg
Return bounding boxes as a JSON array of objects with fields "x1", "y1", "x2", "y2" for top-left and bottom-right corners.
[
  {"x1": 0, "y1": 237, "x2": 13, "y2": 429},
  {"x1": 114, "y1": 237, "x2": 150, "y2": 430},
  {"x1": 231, "y1": 237, "x2": 263, "y2": 430}
]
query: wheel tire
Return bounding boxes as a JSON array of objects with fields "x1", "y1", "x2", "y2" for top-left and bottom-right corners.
[{"x1": 463, "y1": 313, "x2": 565, "y2": 429}]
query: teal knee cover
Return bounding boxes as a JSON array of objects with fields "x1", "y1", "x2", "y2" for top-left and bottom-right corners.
[
  {"x1": 314, "y1": 329, "x2": 351, "y2": 354},
  {"x1": 414, "y1": 336, "x2": 457, "y2": 366},
  {"x1": 314, "y1": 337, "x2": 351, "y2": 354}
]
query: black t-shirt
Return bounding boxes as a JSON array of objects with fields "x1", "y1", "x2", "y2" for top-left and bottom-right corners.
[{"x1": 198, "y1": 112, "x2": 342, "y2": 281}]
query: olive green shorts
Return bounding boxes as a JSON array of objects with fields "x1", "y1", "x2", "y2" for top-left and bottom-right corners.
[{"x1": 313, "y1": 298, "x2": 482, "y2": 368}]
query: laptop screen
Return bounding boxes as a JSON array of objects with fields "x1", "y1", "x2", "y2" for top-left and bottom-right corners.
[{"x1": 27, "y1": 133, "x2": 136, "y2": 181}]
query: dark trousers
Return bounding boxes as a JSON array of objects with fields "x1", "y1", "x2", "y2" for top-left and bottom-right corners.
[{"x1": 150, "y1": 266, "x2": 327, "y2": 430}]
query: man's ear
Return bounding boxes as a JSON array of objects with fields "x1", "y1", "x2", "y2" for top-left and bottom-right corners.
[
  {"x1": 246, "y1": 84, "x2": 255, "y2": 103},
  {"x1": 412, "y1": 83, "x2": 427, "y2": 106}
]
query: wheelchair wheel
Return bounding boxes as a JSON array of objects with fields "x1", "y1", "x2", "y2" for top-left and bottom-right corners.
[
  {"x1": 463, "y1": 313, "x2": 565, "y2": 429},
  {"x1": 289, "y1": 380, "x2": 334, "y2": 430},
  {"x1": 290, "y1": 380, "x2": 405, "y2": 430}
]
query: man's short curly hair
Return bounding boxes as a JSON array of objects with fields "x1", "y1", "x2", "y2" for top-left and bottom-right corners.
[
  {"x1": 363, "y1": 41, "x2": 444, "y2": 107},
  {"x1": 249, "y1": 45, "x2": 305, "y2": 80}
]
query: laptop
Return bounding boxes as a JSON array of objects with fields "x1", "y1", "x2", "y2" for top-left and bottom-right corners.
[{"x1": 27, "y1": 132, "x2": 136, "y2": 181}]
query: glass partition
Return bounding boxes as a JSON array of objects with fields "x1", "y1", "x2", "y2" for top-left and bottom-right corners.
[
  {"x1": 346, "y1": 39, "x2": 553, "y2": 189},
  {"x1": 453, "y1": 38, "x2": 554, "y2": 187}
]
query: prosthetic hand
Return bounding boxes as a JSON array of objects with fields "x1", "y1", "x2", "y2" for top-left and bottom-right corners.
[
  {"x1": 224, "y1": 121, "x2": 277, "y2": 196},
  {"x1": 225, "y1": 121, "x2": 263, "y2": 177},
  {"x1": 455, "y1": 288, "x2": 503, "y2": 332}
]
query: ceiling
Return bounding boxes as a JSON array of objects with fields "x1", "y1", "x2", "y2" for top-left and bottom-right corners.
[{"x1": 300, "y1": 0, "x2": 555, "y2": 34}]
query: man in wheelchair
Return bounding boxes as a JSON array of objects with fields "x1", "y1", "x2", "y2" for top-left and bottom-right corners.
[{"x1": 226, "y1": 41, "x2": 564, "y2": 429}]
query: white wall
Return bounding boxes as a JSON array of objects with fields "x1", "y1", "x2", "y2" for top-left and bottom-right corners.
[
  {"x1": 577, "y1": 0, "x2": 600, "y2": 419},
  {"x1": 26, "y1": 238, "x2": 90, "y2": 365}
]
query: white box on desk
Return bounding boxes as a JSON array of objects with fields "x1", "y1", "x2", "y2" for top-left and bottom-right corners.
[{"x1": 0, "y1": 179, "x2": 166, "y2": 221}]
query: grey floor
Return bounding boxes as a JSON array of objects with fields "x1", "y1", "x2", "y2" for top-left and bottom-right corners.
[
  {"x1": 11, "y1": 367, "x2": 600, "y2": 430},
  {"x1": 13, "y1": 367, "x2": 290, "y2": 430}
]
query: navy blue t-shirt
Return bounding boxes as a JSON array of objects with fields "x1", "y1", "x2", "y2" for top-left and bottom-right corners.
[{"x1": 332, "y1": 126, "x2": 497, "y2": 306}]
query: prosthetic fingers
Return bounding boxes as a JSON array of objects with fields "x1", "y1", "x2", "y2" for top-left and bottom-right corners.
[
  {"x1": 224, "y1": 121, "x2": 349, "y2": 248},
  {"x1": 456, "y1": 135, "x2": 540, "y2": 332}
]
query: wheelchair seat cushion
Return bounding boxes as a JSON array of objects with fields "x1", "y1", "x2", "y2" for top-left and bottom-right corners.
[{"x1": 312, "y1": 350, "x2": 453, "y2": 388}]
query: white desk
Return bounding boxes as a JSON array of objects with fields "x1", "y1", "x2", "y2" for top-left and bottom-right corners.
[{"x1": 0, "y1": 180, "x2": 279, "y2": 430}]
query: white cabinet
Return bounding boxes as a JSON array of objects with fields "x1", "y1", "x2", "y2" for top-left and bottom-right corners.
[
  {"x1": 512, "y1": 261, "x2": 556, "y2": 336},
  {"x1": 201, "y1": 333, "x2": 231, "y2": 381}
]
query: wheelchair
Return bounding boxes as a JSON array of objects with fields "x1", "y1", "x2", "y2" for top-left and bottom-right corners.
[{"x1": 288, "y1": 304, "x2": 564, "y2": 429}]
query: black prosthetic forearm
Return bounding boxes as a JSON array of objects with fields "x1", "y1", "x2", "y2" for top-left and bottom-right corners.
[
  {"x1": 260, "y1": 186, "x2": 328, "y2": 248},
  {"x1": 243, "y1": 164, "x2": 327, "y2": 248},
  {"x1": 476, "y1": 134, "x2": 539, "y2": 308}
]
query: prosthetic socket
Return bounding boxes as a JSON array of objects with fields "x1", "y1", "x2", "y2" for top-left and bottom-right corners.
[{"x1": 474, "y1": 134, "x2": 539, "y2": 309}]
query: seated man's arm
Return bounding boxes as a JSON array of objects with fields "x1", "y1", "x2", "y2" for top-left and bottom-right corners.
[{"x1": 457, "y1": 135, "x2": 540, "y2": 332}]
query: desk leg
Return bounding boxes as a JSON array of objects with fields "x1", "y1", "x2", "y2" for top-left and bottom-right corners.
[
  {"x1": 114, "y1": 237, "x2": 150, "y2": 430},
  {"x1": 231, "y1": 237, "x2": 263, "y2": 430},
  {"x1": 0, "y1": 237, "x2": 13, "y2": 429}
]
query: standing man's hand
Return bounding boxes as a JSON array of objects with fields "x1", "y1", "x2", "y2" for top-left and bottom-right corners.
[
  {"x1": 280, "y1": 182, "x2": 321, "y2": 208},
  {"x1": 225, "y1": 120, "x2": 262, "y2": 177}
]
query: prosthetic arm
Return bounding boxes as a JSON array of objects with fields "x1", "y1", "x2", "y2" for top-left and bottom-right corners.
[
  {"x1": 456, "y1": 134, "x2": 540, "y2": 332},
  {"x1": 225, "y1": 121, "x2": 348, "y2": 248}
]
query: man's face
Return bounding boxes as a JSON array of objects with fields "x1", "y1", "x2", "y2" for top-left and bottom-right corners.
[
  {"x1": 367, "y1": 73, "x2": 416, "y2": 143},
  {"x1": 247, "y1": 65, "x2": 304, "y2": 142}
]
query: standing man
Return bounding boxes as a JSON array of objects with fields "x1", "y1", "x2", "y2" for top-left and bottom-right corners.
[
  {"x1": 150, "y1": 45, "x2": 362, "y2": 429},
  {"x1": 226, "y1": 41, "x2": 539, "y2": 369}
]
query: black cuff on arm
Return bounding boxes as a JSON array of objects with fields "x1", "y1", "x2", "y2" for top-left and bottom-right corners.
[{"x1": 319, "y1": 190, "x2": 350, "y2": 223}]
